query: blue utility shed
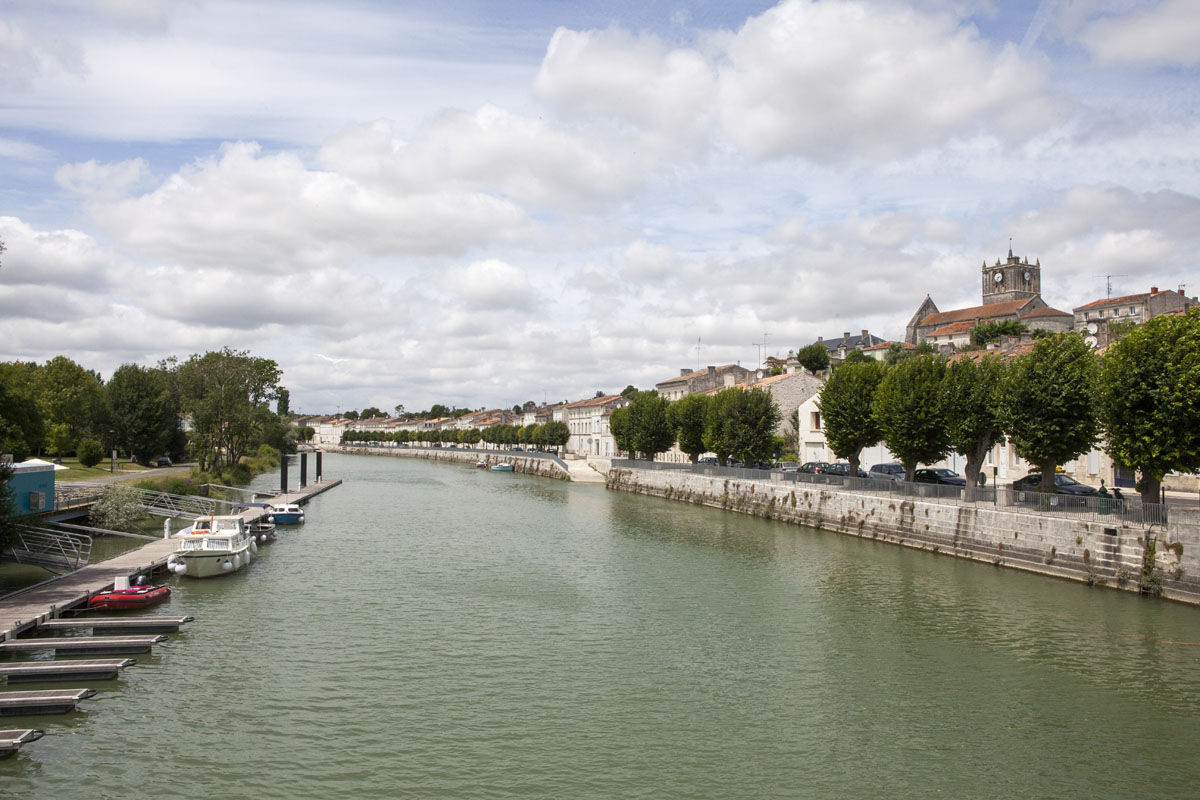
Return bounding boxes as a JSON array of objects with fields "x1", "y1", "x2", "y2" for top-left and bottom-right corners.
[{"x1": 6, "y1": 460, "x2": 58, "y2": 515}]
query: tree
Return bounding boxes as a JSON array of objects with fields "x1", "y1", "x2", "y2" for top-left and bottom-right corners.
[
  {"x1": 393, "y1": 403, "x2": 406, "y2": 417},
  {"x1": 88, "y1": 484, "x2": 147, "y2": 532},
  {"x1": 620, "y1": 385, "x2": 639, "y2": 399},
  {"x1": 971, "y1": 319, "x2": 1026, "y2": 347},
  {"x1": 703, "y1": 388, "x2": 780, "y2": 466},
  {"x1": 884, "y1": 342, "x2": 911, "y2": 366},
  {"x1": 0, "y1": 462, "x2": 19, "y2": 551},
  {"x1": 722, "y1": 388, "x2": 781, "y2": 465},
  {"x1": 540, "y1": 420, "x2": 569, "y2": 452},
  {"x1": 668, "y1": 393, "x2": 710, "y2": 463},
  {"x1": 1004, "y1": 332, "x2": 1099, "y2": 493},
  {"x1": 795, "y1": 343, "x2": 830, "y2": 373},
  {"x1": 1099, "y1": 308, "x2": 1200, "y2": 504},
  {"x1": 610, "y1": 392, "x2": 673, "y2": 461},
  {"x1": 941, "y1": 355, "x2": 1007, "y2": 500},
  {"x1": 874, "y1": 355, "x2": 951, "y2": 480},
  {"x1": 103, "y1": 363, "x2": 179, "y2": 464},
  {"x1": 276, "y1": 387, "x2": 291, "y2": 417},
  {"x1": 77, "y1": 438, "x2": 104, "y2": 467},
  {"x1": 174, "y1": 348, "x2": 281, "y2": 471},
  {"x1": 839, "y1": 349, "x2": 871, "y2": 367},
  {"x1": 32, "y1": 355, "x2": 102, "y2": 445},
  {"x1": 0, "y1": 363, "x2": 45, "y2": 460},
  {"x1": 360, "y1": 407, "x2": 384, "y2": 419},
  {"x1": 817, "y1": 360, "x2": 884, "y2": 477}
]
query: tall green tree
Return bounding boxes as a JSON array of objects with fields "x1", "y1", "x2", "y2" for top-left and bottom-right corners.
[
  {"x1": 0, "y1": 462, "x2": 19, "y2": 551},
  {"x1": 941, "y1": 355, "x2": 1007, "y2": 500},
  {"x1": 540, "y1": 420, "x2": 569, "y2": 452},
  {"x1": 103, "y1": 363, "x2": 181, "y2": 464},
  {"x1": 668, "y1": 393, "x2": 711, "y2": 463},
  {"x1": 175, "y1": 348, "x2": 281, "y2": 471},
  {"x1": 723, "y1": 388, "x2": 781, "y2": 465},
  {"x1": 874, "y1": 355, "x2": 951, "y2": 481},
  {"x1": 1004, "y1": 332, "x2": 1099, "y2": 493},
  {"x1": 1099, "y1": 308, "x2": 1200, "y2": 504},
  {"x1": 610, "y1": 392, "x2": 673, "y2": 461},
  {"x1": 0, "y1": 363, "x2": 44, "y2": 460},
  {"x1": 702, "y1": 389, "x2": 738, "y2": 465},
  {"x1": 276, "y1": 387, "x2": 291, "y2": 417},
  {"x1": 795, "y1": 343, "x2": 830, "y2": 373},
  {"x1": 32, "y1": 355, "x2": 102, "y2": 446},
  {"x1": 817, "y1": 360, "x2": 884, "y2": 478}
]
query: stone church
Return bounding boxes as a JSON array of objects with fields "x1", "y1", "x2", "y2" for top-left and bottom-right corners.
[{"x1": 905, "y1": 250, "x2": 1073, "y2": 347}]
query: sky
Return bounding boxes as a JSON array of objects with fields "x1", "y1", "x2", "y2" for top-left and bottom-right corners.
[{"x1": 1, "y1": 0, "x2": 1198, "y2": 415}]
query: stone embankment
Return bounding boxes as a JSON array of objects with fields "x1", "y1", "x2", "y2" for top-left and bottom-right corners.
[
  {"x1": 608, "y1": 467, "x2": 1200, "y2": 605},
  {"x1": 326, "y1": 444, "x2": 571, "y2": 480}
]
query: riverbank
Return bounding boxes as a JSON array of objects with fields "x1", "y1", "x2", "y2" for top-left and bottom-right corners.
[
  {"x1": 607, "y1": 465, "x2": 1200, "y2": 605},
  {"x1": 323, "y1": 443, "x2": 572, "y2": 480}
]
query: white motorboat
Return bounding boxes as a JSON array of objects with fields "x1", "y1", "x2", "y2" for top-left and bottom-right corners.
[{"x1": 166, "y1": 515, "x2": 254, "y2": 578}]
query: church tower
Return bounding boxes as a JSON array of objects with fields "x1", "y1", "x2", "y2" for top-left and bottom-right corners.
[{"x1": 982, "y1": 249, "x2": 1040, "y2": 305}]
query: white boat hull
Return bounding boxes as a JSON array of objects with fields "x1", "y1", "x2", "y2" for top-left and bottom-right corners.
[{"x1": 168, "y1": 543, "x2": 251, "y2": 579}]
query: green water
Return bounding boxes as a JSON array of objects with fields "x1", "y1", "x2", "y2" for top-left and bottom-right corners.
[{"x1": 4, "y1": 453, "x2": 1200, "y2": 798}]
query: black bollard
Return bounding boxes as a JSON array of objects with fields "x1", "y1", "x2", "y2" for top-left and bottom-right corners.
[
  {"x1": 300, "y1": 452, "x2": 308, "y2": 488},
  {"x1": 280, "y1": 452, "x2": 289, "y2": 494},
  {"x1": 316, "y1": 452, "x2": 323, "y2": 482}
]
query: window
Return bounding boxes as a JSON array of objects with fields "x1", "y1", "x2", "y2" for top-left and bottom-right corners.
[
  {"x1": 1129, "y1": 306, "x2": 1137, "y2": 315},
  {"x1": 811, "y1": 411, "x2": 821, "y2": 430}
]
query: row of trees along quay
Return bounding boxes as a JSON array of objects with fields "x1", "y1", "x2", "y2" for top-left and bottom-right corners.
[
  {"x1": 340, "y1": 420, "x2": 571, "y2": 449},
  {"x1": 0, "y1": 347, "x2": 296, "y2": 479},
  {"x1": 818, "y1": 311, "x2": 1200, "y2": 505}
]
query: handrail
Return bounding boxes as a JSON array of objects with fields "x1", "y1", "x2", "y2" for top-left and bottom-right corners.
[{"x1": 3, "y1": 528, "x2": 92, "y2": 572}]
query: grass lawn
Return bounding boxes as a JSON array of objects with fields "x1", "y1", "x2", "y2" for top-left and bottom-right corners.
[{"x1": 54, "y1": 456, "x2": 153, "y2": 482}]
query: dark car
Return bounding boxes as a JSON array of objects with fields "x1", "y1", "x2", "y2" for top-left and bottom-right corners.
[
  {"x1": 913, "y1": 467, "x2": 965, "y2": 486},
  {"x1": 826, "y1": 462, "x2": 868, "y2": 478},
  {"x1": 869, "y1": 463, "x2": 904, "y2": 482},
  {"x1": 1011, "y1": 473, "x2": 1098, "y2": 496},
  {"x1": 155, "y1": 456, "x2": 172, "y2": 467},
  {"x1": 798, "y1": 461, "x2": 831, "y2": 474}
]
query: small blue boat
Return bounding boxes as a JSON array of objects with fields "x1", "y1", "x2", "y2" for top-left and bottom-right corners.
[
  {"x1": 490, "y1": 463, "x2": 514, "y2": 472},
  {"x1": 269, "y1": 503, "x2": 305, "y2": 524}
]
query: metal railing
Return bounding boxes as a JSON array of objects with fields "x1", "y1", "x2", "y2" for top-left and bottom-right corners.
[
  {"x1": 611, "y1": 459, "x2": 1169, "y2": 528},
  {"x1": 3, "y1": 528, "x2": 92, "y2": 573},
  {"x1": 54, "y1": 483, "x2": 106, "y2": 510}
]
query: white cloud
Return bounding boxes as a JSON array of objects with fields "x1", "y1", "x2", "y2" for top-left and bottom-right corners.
[
  {"x1": 0, "y1": 216, "x2": 119, "y2": 289},
  {"x1": 55, "y1": 157, "x2": 150, "y2": 200},
  {"x1": 1079, "y1": 0, "x2": 1200, "y2": 68},
  {"x1": 717, "y1": 0, "x2": 1055, "y2": 162},
  {"x1": 442, "y1": 259, "x2": 541, "y2": 312}
]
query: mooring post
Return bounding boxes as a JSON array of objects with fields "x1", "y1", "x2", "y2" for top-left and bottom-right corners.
[
  {"x1": 280, "y1": 453, "x2": 289, "y2": 494},
  {"x1": 300, "y1": 453, "x2": 308, "y2": 488},
  {"x1": 316, "y1": 452, "x2": 323, "y2": 482}
]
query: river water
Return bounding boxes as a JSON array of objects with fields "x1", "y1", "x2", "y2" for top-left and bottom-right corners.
[{"x1": 5, "y1": 452, "x2": 1200, "y2": 798}]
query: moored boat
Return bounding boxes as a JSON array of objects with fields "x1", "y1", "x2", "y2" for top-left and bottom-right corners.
[
  {"x1": 269, "y1": 503, "x2": 304, "y2": 524},
  {"x1": 476, "y1": 459, "x2": 488, "y2": 469},
  {"x1": 167, "y1": 515, "x2": 254, "y2": 578},
  {"x1": 490, "y1": 463, "x2": 514, "y2": 472},
  {"x1": 88, "y1": 577, "x2": 171, "y2": 610}
]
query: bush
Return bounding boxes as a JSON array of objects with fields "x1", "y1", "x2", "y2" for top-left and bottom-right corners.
[
  {"x1": 89, "y1": 484, "x2": 147, "y2": 532},
  {"x1": 227, "y1": 462, "x2": 253, "y2": 485},
  {"x1": 77, "y1": 438, "x2": 104, "y2": 468}
]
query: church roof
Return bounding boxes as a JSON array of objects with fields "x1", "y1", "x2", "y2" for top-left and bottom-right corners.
[
  {"x1": 1020, "y1": 306, "x2": 1071, "y2": 319},
  {"x1": 926, "y1": 320, "x2": 975, "y2": 337},
  {"x1": 916, "y1": 298, "x2": 1032, "y2": 328}
]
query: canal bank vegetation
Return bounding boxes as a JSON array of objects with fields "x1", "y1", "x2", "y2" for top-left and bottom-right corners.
[
  {"x1": 815, "y1": 317, "x2": 1200, "y2": 505},
  {"x1": 341, "y1": 421, "x2": 570, "y2": 450},
  {"x1": 0, "y1": 348, "x2": 298, "y2": 474}
]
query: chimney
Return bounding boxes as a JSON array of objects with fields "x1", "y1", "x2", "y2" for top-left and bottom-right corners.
[
  {"x1": 842, "y1": 332, "x2": 850, "y2": 341},
  {"x1": 680, "y1": 368, "x2": 692, "y2": 376},
  {"x1": 707, "y1": 365, "x2": 715, "y2": 373},
  {"x1": 1151, "y1": 286, "x2": 1159, "y2": 294},
  {"x1": 861, "y1": 329, "x2": 869, "y2": 341},
  {"x1": 817, "y1": 336, "x2": 823, "y2": 343}
]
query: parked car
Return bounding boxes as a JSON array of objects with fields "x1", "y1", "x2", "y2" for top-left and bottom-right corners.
[
  {"x1": 698, "y1": 457, "x2": 718, "y2": 465},
  {"x1": 826, "y1": 462, "x2": 868, "y2": 478},
  {"x1": 776, "y1": 461, "x2": 799, "y2": 472},
  {"x1": 1011, "y1": 473, "x2": 1098, "y2": 496},
  {"x1": 913, "y1": 467, "x2": 966, "y2": 486},
  {"x1": 155, "y1": 456, "x2": 172, "y2": 467},
  {"x1": 798, "y1": 461, "x2": 831, "y2": 474},
  {"x1": 869, "y1": 463, "x2": 904, "y2": 482},
  {"x1": 753, "y1": 461, "x2": 774, "y2": 470}
]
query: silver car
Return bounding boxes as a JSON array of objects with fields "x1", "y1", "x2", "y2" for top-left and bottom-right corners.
[{"x1": 869, "y1": 463, "x2": 904, "y2": 482}]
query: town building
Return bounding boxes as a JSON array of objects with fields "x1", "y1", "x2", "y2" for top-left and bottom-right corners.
[
  {"x1": 564, "y1": 395, "x2": 629, "y2": 456},
  {"x1": 655, "y1": 364, "x2": 754, "y2": 401},
  {"x1": 808, "y1": 330, "x2": 887, "y2": 362},
  {"x1": 1072, "y1": 286, "x2": 1196, "y2": 347}
]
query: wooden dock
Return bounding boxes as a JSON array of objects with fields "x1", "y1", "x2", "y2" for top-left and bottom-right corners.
[
  {"x1": 39, "y1": 616, "x2": 194, "y2": 635},
  {"x1": 0, "y1": 659, "x2": 136, "y2": 684},
  {"x1": 0, "y1": 688, "x2": 97, "y2": 716},
  {"x1": 0, "y1": 635, "x2": 166, "y2": 656},
  {"x1": 0, "y1": 478, "x2": 339, "y2": 642},
  {"x1": 0, "y1": 729, "x2": 44, "y2": 758}
]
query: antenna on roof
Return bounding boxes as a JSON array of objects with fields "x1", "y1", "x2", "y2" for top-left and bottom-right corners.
[
  {"x1": 695, "y1": 337, "x2": 702, "y2": 371},
  {"x1": 1095, "y1": 274, "x2": 1128, "y2": 298}
]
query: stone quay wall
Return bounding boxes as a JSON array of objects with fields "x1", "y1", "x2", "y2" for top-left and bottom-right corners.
[
  {"x1": 325, "y1": 444, "x2": 570, "y2": 480},
  {"x1": 608, "y1": 467, "x2": 1200, "y2": 605}
]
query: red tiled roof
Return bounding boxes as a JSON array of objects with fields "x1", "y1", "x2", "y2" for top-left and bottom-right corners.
[
  {"x1": 917, "y1": 298, "x2": 1032, "y2": 328},
  {"x1": 656, "y1": 364, "x2": 741, "y2": 385},
  {"x1": 861, "y1": 341, "x2": 913, "y2": 352},
  {"x1": 1020, "y1": 306, "x2": 1071, "y2": 319},
  {"x1": 927, "y1": 321, "x2": 975, "y2": 337},
  {"x1": 1074, "y1": 292, "x2": 1152, "y2": 311}
]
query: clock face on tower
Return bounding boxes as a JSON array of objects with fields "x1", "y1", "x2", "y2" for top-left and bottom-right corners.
[
  {"x1": 993, "y1": 271, "x2": 1004, "y2": 283},
  {"x1": 1023, "y1": 270, "x2": 1031, "y2": 281}
]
